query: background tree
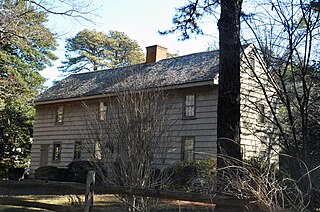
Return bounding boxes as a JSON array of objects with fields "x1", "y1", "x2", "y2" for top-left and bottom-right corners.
[
  {"x1": 61, "y1": 29, "x2": 110, "y2": 72},
  {"x1": 61, "y1": 29, "x2": 145, "y2": 73},
  {"x1": 107, "y1": 31, "x2": 145, "y2": 68},
  {"x1": 0, "y1": 0, "x2": 93, "y2": 177},
  {"x1": 240, "y1": 0, "x2": 320, "y2": 210},
  {"x1": 0, "y1": 0, "x2": 57, "y2": 177}
]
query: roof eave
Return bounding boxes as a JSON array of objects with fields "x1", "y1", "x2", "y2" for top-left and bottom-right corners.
[{"x1": 34, "y1": 80, "x2": 217, "y2": 106}]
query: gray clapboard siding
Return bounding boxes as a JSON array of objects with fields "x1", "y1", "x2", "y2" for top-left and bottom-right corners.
[
  {"x1": 239, "y1": 53, "x2": 278, "y2": 161},
  {"x1": 30, "y1": 85, "x2": 219, "y2": 176}
]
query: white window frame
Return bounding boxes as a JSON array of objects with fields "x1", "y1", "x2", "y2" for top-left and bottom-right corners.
[
  {"x1": 56, "y1": 105, "x2": 64, "y2": 124},
  {"x1": 184, "y1": 94, "x2": 196, "y2": 118},
  {"x1": 181, "y1": 137, "x2": 195, "y2": 161},
  {"x1": 99, "y1": 101, "x2": 107, "y2": 121}
]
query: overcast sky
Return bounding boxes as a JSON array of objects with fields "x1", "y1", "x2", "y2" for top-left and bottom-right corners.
[{"x1": 42, "y1": 0, "x2": 219, "y2": 87}]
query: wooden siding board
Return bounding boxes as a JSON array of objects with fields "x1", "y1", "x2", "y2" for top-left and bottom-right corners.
[{"x1": 30, "y1": 86, "x2": 218, "y2": 176}]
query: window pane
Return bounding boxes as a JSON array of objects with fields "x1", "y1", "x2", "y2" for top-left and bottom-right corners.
[
  {"x1": 74, "y1": 141, "x2": 81, "y2": 159},
  {"x1": 186, "y1": 106, "x2": 195, "y2": 117},
  {"x1": 186, "y1": 95, "x2": 195, "y2": 106},
  {"x1": 250, "y1": 57, "x2": 255, "y2": 70},
  {"x1": 53, "y1": 143, "x2": 61, "y2": 161},
  {"x1": 182, "y1": 137, "x2": 194, "y2": 161},
  {"x1": 258, "y1": 103, "x2": 265, "y2": 123},
  {"x1": 95, "y1": 141, "x2": 102, "y2": 160},
  {"x1": 99, "y1": 101, "x2": 107, "y2": 121},
  {"x1": 56, "y1": 106, "x2": 64, "y2": 123},
  {"x1": 184, "y1": 94, "x2": 195, "y2": 117}
]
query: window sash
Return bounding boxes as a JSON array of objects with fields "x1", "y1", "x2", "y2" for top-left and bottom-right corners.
[
  {"x1": 258, "y1": 103, "x2": 265, "y2": 123},
  {"x1": 99, "y1": 101, "x2": 107, "y2": 121},
  {"x1": 74, "y1": 141, "x2": 81, "y2": 159},
  {"x1": 182, "y1": 137, "x2": 194, "y2": 161},
  {"x1": 52, "y1": 143, "x2": 61, "y2": 161},
  {"x1": 56, "y1": 106, "x2": 64, "y2": 123},
  {"x1": 184, "y1": 94, "x2": 195, "y2": 117},
  {"x1": 250, "y1": 57, "x2": 255, "y2": 71},
  {"x1": 95, "y1": 141, "x2": 102, "y2": 160}
]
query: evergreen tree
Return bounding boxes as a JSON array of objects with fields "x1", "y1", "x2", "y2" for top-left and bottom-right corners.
[
  {"x1": 61, "y1": 29, "x2": 145, "y2": 73},
  {"x1": 0, "y1": 0, "x2": 57, "y2": 176}
]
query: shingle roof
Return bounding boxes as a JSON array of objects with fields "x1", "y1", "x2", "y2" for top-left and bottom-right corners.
[{"x1": 35, "y1": 50, "x2": 220, "y2": 103}]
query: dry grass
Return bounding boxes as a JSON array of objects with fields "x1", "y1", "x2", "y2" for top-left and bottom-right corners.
[
  {"x1": 0, "y1": 180, "x2": 214, "y2": 211},
  {"x1": 9, "y1": 194, "x2": 121, "y2": 206},
  {"x1": 1, "y1": 194, "x2": 213, "y2": 211}
]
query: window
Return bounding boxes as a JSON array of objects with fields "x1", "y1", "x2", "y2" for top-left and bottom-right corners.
[
  {"x1": 250, "y1": 57, "x2": 255, "y2": 71},
  {"x1": 95, "y1": 141, "x2": 102, "y2": 160},
  {"x1": 181, "y1": 137, "x2": 195, "y2": 161},
  {"x1": 52, "y1": 143, "x2": 61, "y2": 162},
  {"x1": 74, "y1": 141, "x2": 81, "y2": 160},
  {"x1": 184, "y1": 94, "x2": 195, "y2": 117},
  {"x1": 258, "y1": 103, "x2": 265, "y2": 124},
  {"x1": 56, "y1": 105, "x2": 64, "y2": 124},
  {"x1": 99, "y1": 101, "x2": 107, "y2": 121}
]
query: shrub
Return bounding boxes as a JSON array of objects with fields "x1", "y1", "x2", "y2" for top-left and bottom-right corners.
[
  {"x1": 34, "y1": 166, "x2": 58, "y2": 180},
  {"x1": 67, "y1": 161, "x2": 93, "y2": 183},
  {"x1": 52, "y1": 168, "x2": 73, "y2": 182},
  {"x1": 34, "y1": 166, "x2": 73, "y2": 181},
  {"x1": 67, "y1": 161, "x2": 108, "y2": 184},
  {"x1": 165, "y1": 158, "x2": 216, "y2": 193},
  {"x1": 8, "y1": 168, "x2": 25, "y2": 180}
]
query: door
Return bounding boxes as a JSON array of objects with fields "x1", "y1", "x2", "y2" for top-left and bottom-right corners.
[{"x1": 40, "y1": 144, "x2": 49, "y2": 166}]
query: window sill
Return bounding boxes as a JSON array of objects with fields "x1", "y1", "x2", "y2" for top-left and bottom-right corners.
[
  {"x1": 182, "y1": 116, "x2": 197, "y2": 120},
  {"x1": 52, "y1": 160, "x2": 61, "y2": 164}
]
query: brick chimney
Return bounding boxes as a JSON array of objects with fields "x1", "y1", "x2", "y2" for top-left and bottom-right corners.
[{"x1": 146, "y1": 45, "x2": 167, "y2": 64}]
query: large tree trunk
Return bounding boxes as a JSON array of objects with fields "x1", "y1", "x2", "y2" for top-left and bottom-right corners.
[
  {"x1": 216, "y1": 0, "x2": 243, "y2": 207},
  {"x1": 217, "y1": 0, "x2": 242, "y2": 172}
]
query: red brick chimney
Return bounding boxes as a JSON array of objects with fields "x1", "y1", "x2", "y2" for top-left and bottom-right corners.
[{"x1": 146, "y1": 45, "x2": 167, "y2": 64}]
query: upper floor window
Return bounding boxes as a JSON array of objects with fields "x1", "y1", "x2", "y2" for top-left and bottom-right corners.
[
  {"x1": 95, "y1": 141, "x2": 102, "y2": 160},
  {"x1": 258, "y1": 103, "x2": 265, "y2": 124},
  {"x1": 181, "y1": 137, "x2": 195, "y2": 161},
  {"x1": 184, "y1": 94, "x2": 195, "y2": 118},
  {"x1": 74, "y1": 141, "x2": 81, "y2": 160},
  {"x1": 52, "y1": 143, "x2": 61, "y2": 163},
  {"x1": 99, "y1": 101, "x2": 107, "y2": 121},
  {"x1": 56, "y1": 105, "x2": 64, "y2": 124},
  {"x1": 250, "y1": 57, "x2": 255, "y2": 71}
]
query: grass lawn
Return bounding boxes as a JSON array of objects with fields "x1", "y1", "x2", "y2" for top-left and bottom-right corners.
[
  {"x1": 13, "y1": 194, "x2": 122, "y2": 206},
  {"x1": 1, "y1": 194, "x2": 213, "y2": 211},
  {"x1": 0, "y1": 180, "x2": 214, "y2": 211}
]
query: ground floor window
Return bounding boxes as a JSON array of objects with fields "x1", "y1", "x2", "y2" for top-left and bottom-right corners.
[
  {"x1": 74, "y1": 141, "x2": 81, "y2": 159},
  {"x1": 95, "y1": 141, "x2": 102, "y2": 160},
  {"x1": 52, "y1": 143, "x2": 61, "y2": 163},
  {"x1": 181, "y1": 137, "x2": 195, "y2": 161}
]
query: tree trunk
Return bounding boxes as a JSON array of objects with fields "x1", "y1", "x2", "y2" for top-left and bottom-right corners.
[{"x1": 216, "y1": 0, "x2": 243, "y2": 206}]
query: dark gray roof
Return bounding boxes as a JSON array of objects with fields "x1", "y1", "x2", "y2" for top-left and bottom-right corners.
[{"x1": 35, "y1": 50, "x2": 220, "y2": 102}]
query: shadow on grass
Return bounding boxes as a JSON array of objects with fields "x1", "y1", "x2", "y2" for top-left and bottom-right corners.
[{"x1": 0, "y1": 205, "x2": 45, "y2": 212}]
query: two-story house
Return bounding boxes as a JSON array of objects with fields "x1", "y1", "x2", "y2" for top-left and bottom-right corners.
[{"x1": 30, "y1": 44, "x2": 277, "y2": 176}]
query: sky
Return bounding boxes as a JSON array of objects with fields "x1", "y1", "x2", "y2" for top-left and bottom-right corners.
[{"x1": 42, "y1": 0, "x2": 219, "y2": 87}]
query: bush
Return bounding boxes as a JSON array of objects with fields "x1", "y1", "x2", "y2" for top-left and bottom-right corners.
[
  {"x1": 67, "y1": 161, "x2": 108, "y2": 184},
  {"x1": 34, "y1": 166, "x2": 58, "y2": 180},
  {"x1": 68, "y1": 161, "x2": 93, "y2": 183},
  {"x1": 8, "y1": 168, "x2": 25, "y2": 180},
  {"x1": 313, "y1": 169, "x2": 320, "y2": 208},
  {"x1": 34, "y1": 166, "x2": 73, "y2": 181},
  {"x1": 165, "y1": 158, "x2": 216, "y2": 193}
]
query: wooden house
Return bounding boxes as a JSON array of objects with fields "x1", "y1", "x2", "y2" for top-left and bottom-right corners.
[{"x1": 30, "y1": 44, "x2": 277, "y2": 176}]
